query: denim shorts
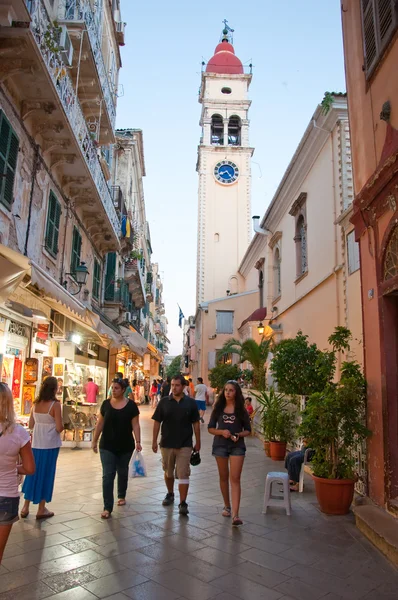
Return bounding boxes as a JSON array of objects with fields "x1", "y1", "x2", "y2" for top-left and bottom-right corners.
[
  {"x1": 0, "y1": 496, "x2": 20, "y2": 526},
  {"x1": 212, "y1": 446, "x2": 246, "y2": 458}
]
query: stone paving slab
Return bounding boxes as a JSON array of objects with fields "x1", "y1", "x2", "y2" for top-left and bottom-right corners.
[{"x1": 1, "y1": 406, "x2": 398, "y2": 600}]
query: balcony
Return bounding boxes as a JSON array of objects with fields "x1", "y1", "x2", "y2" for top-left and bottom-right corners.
[
  {"x1": 0, "y1": 0, "x2": 31, "y2": 23},
  {"x1": 3, "y1": 0, "x2": 121, "y2": 244},
  {"x1": 145, "y1": 282, "x2": 154, "y2": 303},
  {"x1": 124, "y1": 259, "x2": 146, "y2": 308},
  {"x1": 57, "y1": 0, "x2": 116, "y2": 140}
]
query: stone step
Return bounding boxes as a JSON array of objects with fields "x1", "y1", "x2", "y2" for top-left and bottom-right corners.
[{"x1": 354, "y1": 503, "x2": 398, "y2": 566}]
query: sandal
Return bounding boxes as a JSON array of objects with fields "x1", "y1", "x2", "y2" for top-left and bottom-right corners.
[
  {"x1": 232, "y1": 516, "x2": 243, "y2": 527},
  {"x1": 20, "y1": 511, "x2": 29, "y2": 519},
  {"x1": 222, "y1": 506, "x2": 231, "y2": 517},
  {"x1": 117, "y1": 499, "x2": 126, "y2": 506},
  {"x1": 101, "y1": 510, "x2": 111, "y2": 519},
  {"x1": 36, "y1": 511, "x2": 54, "y2": 520}
]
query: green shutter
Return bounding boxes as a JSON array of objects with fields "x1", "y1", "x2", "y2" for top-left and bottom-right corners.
[
  {"x1": 45, "y1": 192, "x2": 61, "y2": 257},
  {"x1": 104, "y1": 252, "x2": 116, "y2": 301},
  {"x1": 93, "y1": 259, "x2": 101, "y2": 300},
  {"x1": 0, "y1": 112, "x2": 19, "y2": 209},
  {"x1": 71, "y1": 227, "x2": 82, "y2": 275}
]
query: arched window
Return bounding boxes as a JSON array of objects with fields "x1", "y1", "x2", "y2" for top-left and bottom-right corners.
[
  {"x1": 295, "y1": 215, "x2": 308, "y2": 277},
  {"x1": 228, "y1": 115, "x2": 241, "y2": 146},
  {"x1": 211, "y1": 114, "x2": 224, "y2": 145},
  {"x1": 258, "y1": 269, "x2": 264, "y2": 308},
  {"x1": 384, "y1": 226, "x2": 398, "y2": 280},
  {"x1": 229, "y1": 276, "x2": 238, "y2": 295},
  {"x1": 274, "y1": 248, "x2": 281, "y2": 298}
]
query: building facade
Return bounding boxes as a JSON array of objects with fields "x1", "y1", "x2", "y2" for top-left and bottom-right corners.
[
  {"x1": 342, "y1": 1, "x2": 398, "y2": 529},
  {"x1": 196, "y1": 27, "x2": 253, "y2": 305}
]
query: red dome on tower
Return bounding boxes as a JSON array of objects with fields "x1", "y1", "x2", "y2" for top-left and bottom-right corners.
[{"x1": 206, "y1": 38, "x2": 244, "y2": 75}]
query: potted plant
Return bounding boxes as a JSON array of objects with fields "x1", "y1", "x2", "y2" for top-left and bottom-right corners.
[
  {"x1": 216, "y1": 337, "x2": 273, "y2": 391},
  {"x1": 253, "y1": 388, "x2": 297, "y2": 460},
  {"x1": 299, "y1": 329, "x2": 370, "y2": 515}
]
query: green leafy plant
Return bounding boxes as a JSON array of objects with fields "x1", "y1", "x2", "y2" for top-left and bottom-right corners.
[
  {"x1": 216, "y1": 337, "x2": 273, "y2": 391},
  {"x1": 253, "y1": 388, "x2": 297, "y2": 443},
  {"x1": 44, "y1": 21, "x2": 62, "y2": 54},
  {"x1": 166, "y1": 355, "x2": 182, "y2": 379},
  {"x1": 299, "y1": 329, "x2": 370, "y2": 480},
  {"x1": 208, "y1": 363, "x2": 240, "y2": 393},
  {"x1": 271, "y1": 331, "x2": 335, "y2": 396},
  {"x1": 321, "y1": 91, "x2": 334, "y2": 115}
]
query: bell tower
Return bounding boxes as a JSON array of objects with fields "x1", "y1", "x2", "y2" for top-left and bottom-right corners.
[{"x1": 196, "y1": 24, "x2": 253, "y2": 305}]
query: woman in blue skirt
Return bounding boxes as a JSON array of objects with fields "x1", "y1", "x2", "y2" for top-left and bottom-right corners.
[{"x1": 21, "y1": 376, "x2": 63, "y2": 519}]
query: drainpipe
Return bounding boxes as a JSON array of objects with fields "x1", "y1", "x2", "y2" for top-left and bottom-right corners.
[
  {"x1": 24, "y1": 145, "x2": 40, "y2": 257},
  {"x1": 331, "y1": 125, "x2": 342, "y2": 373}
]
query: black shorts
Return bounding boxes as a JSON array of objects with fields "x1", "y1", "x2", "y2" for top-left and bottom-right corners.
[{"x1": 0, "y1": 496, "x2": 20, "y2": 526}]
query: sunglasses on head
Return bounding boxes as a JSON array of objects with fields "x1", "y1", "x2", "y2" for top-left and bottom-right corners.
[{"x1": 226, "y1": 380, "x2": 238, "y2": 384}]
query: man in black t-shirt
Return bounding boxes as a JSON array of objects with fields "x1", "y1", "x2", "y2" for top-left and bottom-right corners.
[{"x1": 152, "y1": 374, "x2": 200, "y2": 515}]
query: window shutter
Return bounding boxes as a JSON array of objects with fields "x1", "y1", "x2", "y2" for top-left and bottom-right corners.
[
  {"x1": 208, "y1": 351, "x2": 216, "y2": 370},
  {"x1": 71, "y1": 227, "x2": 82, "y2": 275},
  {"x1": 216, "y1": 311, "x2": 234, "y2": 334},
  {"x1": 0, "y1": 113, "x2": 18, "y2": 209},
  {"x1": 347, "y1": 231, "x2": 360, "y2": 274},
  {"x1": 45, "y1": 192, "x2": 61, "y2": 257},
  {"x1": 104, "y1": 252, "x2": 116, "y2": 301},
  {"x1": 362, "y1": 0, "x2": 377, "y2": 72},
  {"x1": 379, "y1": 0, "x2": 396, "y2": 45},
  {"x1": 93, "y1": 259, "x2": 101, "y2": 300}
]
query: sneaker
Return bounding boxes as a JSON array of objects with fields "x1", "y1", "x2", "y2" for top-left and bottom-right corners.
[
  {"x1": 179, "y1": 501, "x2": 189, "y2": 515},
  {"x1": 162, "y1": 492, "x2": 175, "y2": 506}
]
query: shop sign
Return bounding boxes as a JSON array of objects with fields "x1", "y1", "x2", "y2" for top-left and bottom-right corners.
[
  {"x1": 24, "y1": 358, "x2": 39, "y2": 383},
  {"x1": 8, "y1": 321, "x2": 27, "y2": 337}
]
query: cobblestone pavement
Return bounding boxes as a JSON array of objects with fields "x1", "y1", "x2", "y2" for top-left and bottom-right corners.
[{"x1": 1, "y1": 406, "x2": 397, "y2": 600}]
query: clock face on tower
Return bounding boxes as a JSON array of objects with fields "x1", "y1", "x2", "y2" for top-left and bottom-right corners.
[{"x1": 214, "y1": 161, "x2": 239, "y2": 184}]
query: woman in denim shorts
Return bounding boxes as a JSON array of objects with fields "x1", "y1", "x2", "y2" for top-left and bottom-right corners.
[
  {"x1": 208, "y1": 381, "x2": 251, "y2": 527},
  {"x1": 0, "y1": 383, "x2": 35, "y2": 563}
]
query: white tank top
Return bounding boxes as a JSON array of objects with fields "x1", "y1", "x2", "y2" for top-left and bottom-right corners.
[{"x1": 32, "y1": 402, "x2": 62, "y2": 449}]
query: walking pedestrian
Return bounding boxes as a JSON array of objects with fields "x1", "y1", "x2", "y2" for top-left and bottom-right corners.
[
  {"x1": 143, "y1": 378, "x2": 150, "y2": 404},
  {"x1": 208, "y1": 380, "x2": 251, "y2": 527},
  {"x1": 188, "y1": 378, "x2": 195, "y2": 397},
  {"x1": 21, "y1": 377, "x2": 63, "y2": 520},
  {"x1": 91, "y1": 378, "x2": 141, "y2": 519},
  {"x1": 150, "y1": 379, "x2": 158, "y2": 408},
  {"x1": 107, "y1": 372, "x2": 123, "y2": 397},
  {"x1": 152, "y1": 374, "x2": 200, "y2": 515},
  {"x1": 0, "y1": 383, "x2": 35, "y2": 563},
  {"x1": 161, "y1": 377, "x2": 171, "y2": 398},
  {"x1": 194, "y1": 377, "x2": 209, "y2": 424}
]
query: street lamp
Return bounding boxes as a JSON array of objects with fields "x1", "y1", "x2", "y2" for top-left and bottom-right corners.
[
  {"x1": 257, "y1": 322, "x2": 265, "y2": 336},
  {"x1": 64, "y1": 262, "x2": 89, "y2": 296}
]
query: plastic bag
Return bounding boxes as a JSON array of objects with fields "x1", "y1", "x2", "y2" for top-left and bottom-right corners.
[{"x1": 129, "y1": 450, "x2": 147, "y2": 478}]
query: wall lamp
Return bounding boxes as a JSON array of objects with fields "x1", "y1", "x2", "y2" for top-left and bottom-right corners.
[
  {"x1": 257, "y1": 322, "x2": 265, "y2": 335},
  {"x1": 63, "y1": 262, "x2": 89, "y2": 296}
]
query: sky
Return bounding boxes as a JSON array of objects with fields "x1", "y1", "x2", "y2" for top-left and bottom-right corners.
[{"x1": 116, "y1": 1, "x2": 347, "y2": 356}]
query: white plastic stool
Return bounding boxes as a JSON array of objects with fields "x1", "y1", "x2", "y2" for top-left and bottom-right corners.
[{"x1": 263, "y1": 471, "x2": 291, "y2": 516}]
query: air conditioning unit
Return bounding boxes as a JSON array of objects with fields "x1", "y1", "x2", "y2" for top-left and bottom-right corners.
[
  {"x1": 116, "y1": 21, "x2": 125, "y2": 35},
  {"x1": 124, "y1": 311, "x2": 131, "y2": 322},
  {"x1": 58, "y1": 25, "x2": 74, "y2": 67},
  {"x1": 113, "y1": 9, "x2": 121, "y2": 22}
]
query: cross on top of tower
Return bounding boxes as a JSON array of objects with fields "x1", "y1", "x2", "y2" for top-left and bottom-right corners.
[{"x1": 221, "y1": 19, "x2": 234, "y2": 44}]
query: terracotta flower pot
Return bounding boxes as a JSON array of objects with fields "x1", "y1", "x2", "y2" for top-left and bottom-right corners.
[
  {"x1": 312, "y1": 475, "x2": 355, "y2": 515},
  {"x1": 269, "y1": 441, "x2": 287, "y2": 461},
  {"x1": 264, "y1": 441, "x2": 271, "y2": 457}
]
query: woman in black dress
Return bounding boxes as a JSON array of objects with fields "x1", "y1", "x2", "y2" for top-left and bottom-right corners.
[
  {"x1": 208, "y1": 381, "x2": 251, "y2": 527},
  {"x1": 92, "y1": 378, "x2": 141, "y2": 519}
]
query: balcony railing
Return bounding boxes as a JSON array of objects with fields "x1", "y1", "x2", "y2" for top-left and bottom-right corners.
[
  {"x1": 58, "y1": 0, "x2": 116, "y2": 128},
  {"x1": 28, "y1": 0, "x2": 120, "y2": 239}
]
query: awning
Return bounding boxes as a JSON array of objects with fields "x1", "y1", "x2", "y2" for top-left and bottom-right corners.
[
  {"x1": 119, "y1": 326, "x2": 148, "y2": 356},
  {"x1": 97, "y1": 321, "x2": 122, "y2": 348},
  {"x1": 30, "y1": 262, "x2": 87, "y2": 320},
  {"x1": 239, "y1": 307, "x2": 267, "y2": 329},
  {"x1": 0, "y1": 244, "x2": 30, "y2": 303}
]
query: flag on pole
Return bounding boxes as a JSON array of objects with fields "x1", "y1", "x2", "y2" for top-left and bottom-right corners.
[{"x1": 178, "y1": 305, "x2": 185, "y2": 328}]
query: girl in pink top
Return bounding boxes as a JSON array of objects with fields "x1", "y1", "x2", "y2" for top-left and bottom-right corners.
[{"x1": 0, "y1": 383, "x2": 35, "y2": 563}]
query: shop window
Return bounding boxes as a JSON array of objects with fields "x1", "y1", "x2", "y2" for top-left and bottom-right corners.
[
  {"x1": 361, "y1": 0, "x2": 398, "y2": 78},
  {"x1": 0, "y1": 111, "x2": 19, "y2": 210},
  {"x1": 347, "y1": 231, "x2": 360, "y2": 275},
  {"x1": 274, "y1": 247, "x2": 281, "y2": 297},
  {"x1": 104, "y1": 252, "x2": 116, "y2": 301},
  {"x1": 70, "y1": 227, "x2": 82, "y2": 277},
  {"x1": 228, "y1": 115, "x2": 241, "y2": 146},
  {"x1": 93, "y1": 258, "x2": 101, "y2": 300},
  {"x1": 45, "y1": 191, "x2": 62, "y2": 258},
  {"x1": 211, "y1": 114, "x2": 224, "y2": 145},
  {"x1": 216, "y1": 310, "x2": 234, "y2": 334}
]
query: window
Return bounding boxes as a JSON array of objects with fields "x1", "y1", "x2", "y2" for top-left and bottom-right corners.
[
  {"x1": 93, "y1": 258, "x2": 101, "y2": 300},
  {"x1": 274, "y1": 248, "x2": 281, "y2": 297},
  {"x1": 216, "y1": 311, "x2": 234, "y2": 334},
  {"x1": 211, "y1": 114, "x2": 224, "y2": 145},
  {"x1": 0, "y1": 112, "x2": 19, "y2": 210},
  {"x1": 221, "y1": 87, "x2": 232, "y2": 94},
  {"x1": 44, "y1": 191, "x2": 61, "y2": 258},
  {"x1": 289, "y1": 192, "x2": 308, "y2": 280},
  {"x1": 361, "y1": 0, "x2": 398, "y2": 77},
  {"x1": 228, "y1": 115, "x2": 241, "y2": 146},
  {"x1": 104, "y1": 252, "x2": 116, "y2": 301},
  {"x1": 347, "y1": 231, "x2": 360, "y2": 275},
  {"x1": 70, "y1": 227, "x2": 82, "y2": 277},
  {"x1": 298, "y1": 217, "x2": 308, "y2": 275},
  {"x1": 384, "y1": 226, "x2": 398, "y2": 280}
]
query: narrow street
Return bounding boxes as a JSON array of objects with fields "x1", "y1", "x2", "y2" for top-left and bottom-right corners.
[{"x1": 0, "y1": 407, "x2": 397, "y2": 600}]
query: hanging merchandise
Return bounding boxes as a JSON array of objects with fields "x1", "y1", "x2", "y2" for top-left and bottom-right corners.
[{"x1": 12, "y1": 357, "x2": 22, "y2": 399}]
